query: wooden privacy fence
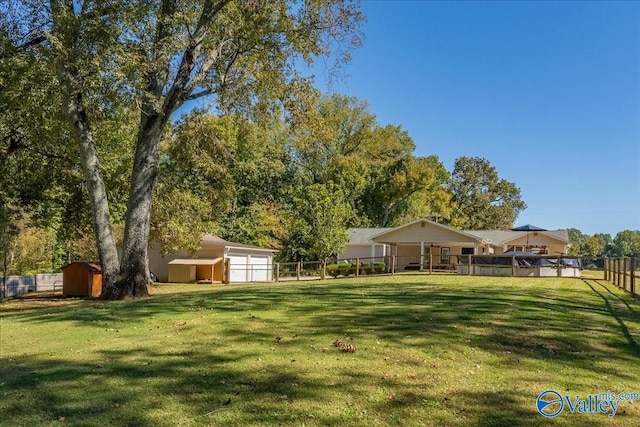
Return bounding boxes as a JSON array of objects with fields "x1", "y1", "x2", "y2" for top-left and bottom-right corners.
[{"x1": 603, "y1": 257, "x2": 638, "y2": 297}]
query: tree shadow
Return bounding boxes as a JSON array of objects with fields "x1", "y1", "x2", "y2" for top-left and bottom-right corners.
[{"x1": 1, "y1": 277, "x2": 639, "y2": 425}]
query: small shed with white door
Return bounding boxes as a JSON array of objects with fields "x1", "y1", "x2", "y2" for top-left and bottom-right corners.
[{"x1": 149, "y1": 234, "x2": 277, "y2": 284}]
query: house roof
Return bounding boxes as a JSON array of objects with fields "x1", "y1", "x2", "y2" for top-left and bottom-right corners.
[
  {"x1": 347, "y1": 228, "x2": 391, "y2": 244},
  {"x1": 168, "y1": 258, "x2": 223, "y2": 265},
  {"x1": 201, "y1": 234, "x2": 278, "y2": 253},
  {"x1": 467, "y1": 229, "x2": 570, "y2": 245},
  {"x1": 371, "y1": 218, "x2": 490, "y2": 244},
  {"x1": 345, "y1": 221, "x2": 569, "y2": 246}
]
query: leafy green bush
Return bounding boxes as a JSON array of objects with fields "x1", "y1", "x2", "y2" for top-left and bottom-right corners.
[
  {"x1": 357, "y1": 261, "x2": 386, "y2": 274},
  {"x1": 326, "y1": 262, "x2": 352, "y2": 278},
  {"x1": 326, "y1": 261, "x2": 385, "y2": 277},
  {"x1": 372, "y1": 261, "x2": 386, "y2": 274},
  {"x1": 358, "y1": 262, "x2": 370, "y2": 274}
]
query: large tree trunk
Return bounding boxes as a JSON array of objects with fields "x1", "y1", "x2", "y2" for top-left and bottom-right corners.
[
  {"x1": 114, "y1": 114, "x2": 165, "y2": 298},
  {"x1": 51, "y1": 0, "x2": 120, "y2": 298},
  {"x1": 59, "y1": 86, "x2": 121, "y2": 295}
]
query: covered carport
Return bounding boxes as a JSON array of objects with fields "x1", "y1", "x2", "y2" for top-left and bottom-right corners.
[{"x1": 168, "y1": 258, "x2": 224, "y2": 283}]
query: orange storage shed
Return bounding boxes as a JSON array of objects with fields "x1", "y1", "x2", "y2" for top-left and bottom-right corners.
[{"x1": 62, "y1": 262, "x2": 103, "y2": 297}]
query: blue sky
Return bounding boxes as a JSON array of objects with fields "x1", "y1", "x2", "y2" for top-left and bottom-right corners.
[{"x1": 312, "y1": 0, "x2": 640, "y2": 237}]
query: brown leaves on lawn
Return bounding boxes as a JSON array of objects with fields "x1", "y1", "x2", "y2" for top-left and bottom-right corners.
[{"x1": 333, "y1": 339, "x2": 356, "y2": 353}]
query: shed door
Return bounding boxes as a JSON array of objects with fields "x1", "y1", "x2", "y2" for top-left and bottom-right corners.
[
  {"x1": 249, "y1": 256, "x2": 270, "y2": 282},
  {"x1": 227, "y1": 254, "x2": 248, "y2": 283}
]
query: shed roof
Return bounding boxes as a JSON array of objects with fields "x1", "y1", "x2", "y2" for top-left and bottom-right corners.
[{"x1": 62, "y1": 262, "x2": 102, "y2": 272}]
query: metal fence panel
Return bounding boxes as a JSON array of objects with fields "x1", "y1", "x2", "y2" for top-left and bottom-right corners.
[
  {"x1": 35, "y1": 273, "x2": 64, "y2": 291},
  {"x1": 0, "y1": 276, "x2": 35, "y2": 299}
]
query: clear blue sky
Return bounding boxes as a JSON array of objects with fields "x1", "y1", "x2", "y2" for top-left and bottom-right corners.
[{"x1": 313, "y1": 0, "x2": 640, "y2": 237}]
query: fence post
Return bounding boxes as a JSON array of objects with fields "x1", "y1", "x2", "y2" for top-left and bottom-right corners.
[
  {"x1": 604, "y1": 258, "x2": 608, "y2": 281},
  {"x1": 625, "y1": 257, "x2": 630, "y2": 291},
  {"x1": 224, "y1": 258, "x2": 230, "y2": 284},
  {"x1": 618, "y1": 258, "x2": 624, "y2": 289},
  {"x1": 467, "y1": 254, "x2": 471, "y2": 276},
  {"x1": 511, "y1": 256, "x2": 516, "y2": 277},
  {"x1": 296, "y1": 262, "x2": 301, "y2": 281},
  {"x1": 429, "y1": 253, "x2": 433, "y2": 274},
  {"x1": 355, "y1": 258, "x2": 360, "y2": 278},
  {"x1": 557, "y1": 255, "x2": 562, "y2": 278},
  {"x1": 275, "y1": 263, "x2": 280, "y2": 283},
  {"x1": 391, "y1": 256, "x2": 396, "y2": 276},
  {"x1": 321, "y1": 260, "x2": 326, "y2": 281},
  {"x1": 630, "y1": 257, "x2": 636, "y2": 295}
]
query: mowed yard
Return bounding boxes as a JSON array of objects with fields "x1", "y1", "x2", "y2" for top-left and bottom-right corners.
[{"x1": 1, "y1": 275, "x2": 639, "y2": 426}]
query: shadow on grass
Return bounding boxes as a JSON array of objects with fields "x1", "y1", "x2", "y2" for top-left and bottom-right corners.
[
  {"x1": 0, "y1": 350, "x2": 350, "y2": 426},
  {"x1": 584, "y1": 280, "x2": 640, "y2": 356},
  {"x1": 1, "y1": 277, "x2": 639, "y2": 426}
]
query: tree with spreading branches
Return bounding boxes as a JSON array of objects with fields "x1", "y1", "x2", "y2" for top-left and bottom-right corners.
[{"x1": 1, "y1": 0, "x2": 363, "y2": 298}]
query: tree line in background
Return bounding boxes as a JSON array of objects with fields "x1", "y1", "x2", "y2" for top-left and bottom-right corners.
[
  {"x1": 1, "y1": 1, "x2": 638, "y2": 295},
  {"x1": 566, "y1": 229, "x2": 640, "y2": 259},
  {"x1": 1, "y1": 88, "x2": 531, "y2": 272},
  {"x1": 3, "y1": 87, "x2": 639, "y2": 279}
]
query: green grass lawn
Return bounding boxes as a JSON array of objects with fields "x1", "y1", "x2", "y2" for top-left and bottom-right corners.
[{"x1": 1, "y1": 275, "x2": 639, "y2": 426}]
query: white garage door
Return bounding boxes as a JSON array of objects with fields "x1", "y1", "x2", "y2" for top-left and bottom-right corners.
[
  {"x1": 227, "y1": 255, "x2": 248, "y2": 283},
  {"x1": 249, "y1": 256, "x2": 270, "y2": 282}
]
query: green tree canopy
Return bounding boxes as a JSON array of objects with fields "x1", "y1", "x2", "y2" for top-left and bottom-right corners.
[
  {"x1": 447, "y1": 156, "x2": 526, "y2": 230},
  {"x1": 1, "y1": 0, "x2": 364, "y2": 298},
  {"x1": 610, "y1": 230, "x2": 640, "y2": 257}
]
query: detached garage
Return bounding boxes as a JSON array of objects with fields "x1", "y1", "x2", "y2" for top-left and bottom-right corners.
[{"x1": 149, "y1": 235, "x2": 276, "y2": 284}]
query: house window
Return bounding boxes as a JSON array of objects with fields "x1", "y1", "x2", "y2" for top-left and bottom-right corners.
[
  {"x1": 440, "y1": 247, "x2": 450, "y2": 264},
  {"x1": 461, "y1": 247, "x2": 474, "y2": 255}
]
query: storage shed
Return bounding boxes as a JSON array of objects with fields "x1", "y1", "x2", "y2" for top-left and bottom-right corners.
[{"x1": 62, "y1": 262, "x2": 102, "y2": 297}]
